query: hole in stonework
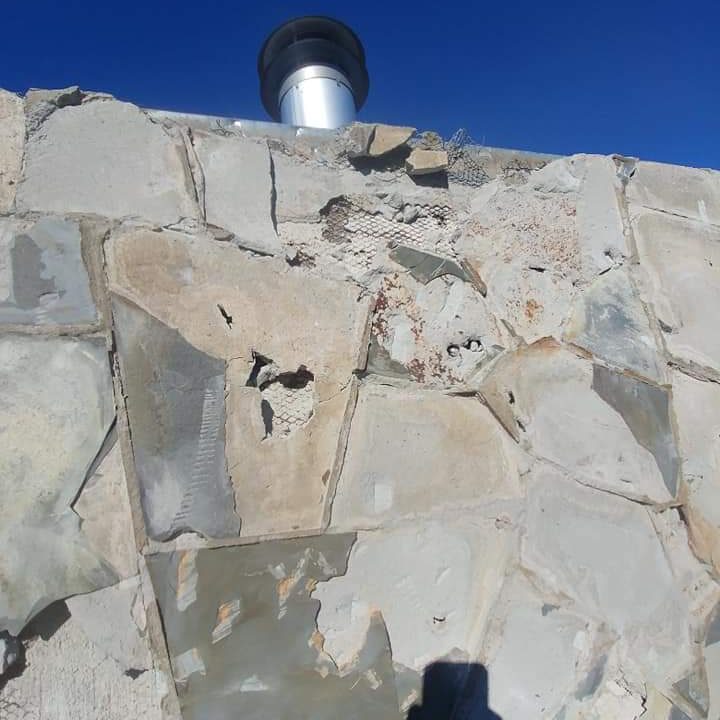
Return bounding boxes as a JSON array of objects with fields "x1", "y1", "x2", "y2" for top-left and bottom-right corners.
[
  {"x1": 124, "y1": 668, "x2": 147, "y2": 680},
  {"x1": 529, "y1": 265, "x2": 547, "y2": 273},
  {"x1": 217, "y1": 304, "x2": 233, "y2": 328},
  {"x1": 464, "y1": 338, "x2": 483, "y2": 353},
  {"x1": 516, "y1": 418, "x2": 526, "y2": 432},
  {"x1": 507, "y1": 390, "x2": 515, "y2": 405},
  {"x1": 251, "y1": 360, "x2": 315, "y2": 439},
  {"x1": 447, "y1": 344, "x2": 460, "y2": 357},
  {"x1": 658, "y1": 319, "x2": 673, "y2": 334},
  {"x1": 433, "y1": 616, "x2": 446, "y2": 624}
]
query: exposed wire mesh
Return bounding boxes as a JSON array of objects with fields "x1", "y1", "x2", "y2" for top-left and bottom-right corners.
[{"x1": 445, "y1": 129, "x2": 490, "y2": 188}]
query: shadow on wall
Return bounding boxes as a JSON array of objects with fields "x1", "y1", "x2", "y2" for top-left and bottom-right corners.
[{"x1": 407, "y1": 662, "x2": 502, "y2": 720}]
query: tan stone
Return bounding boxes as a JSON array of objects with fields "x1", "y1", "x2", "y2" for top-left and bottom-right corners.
[
  {"x1": 634, "y1": 209, "x2": 720, "y2": 372},
  {"x1": 73, "y1": 439, "x2": 138, "y2": 579},
  {"x1": 405, "y1": 148, "x2": 448, "y2": 176},
  {"x1": 107, "y1": 227, "x2": 372, "y2": 536},
  {"x1": 0, "y1": 89, "x2": 24, "y2": 213},
  {"x1": 330, "y1": 383, "x2": 524, "y2": 530},
  {"x1": 368, "y1": 124, "x2": 414, "y2": 156},
  {"x1": 672, "y1": 369, "x2": 720, "y2": 573},
  {"x1": 628, "y1": 160, "x2": 720, "y2": 224}
]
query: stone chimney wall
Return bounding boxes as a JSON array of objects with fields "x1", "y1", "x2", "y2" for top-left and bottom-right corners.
[{"x1": 1, "y1": 86, "x2": 719, "y2": 720}]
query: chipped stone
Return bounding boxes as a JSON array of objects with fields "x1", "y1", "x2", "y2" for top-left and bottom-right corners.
[
  {"x1": 0, "y1": 216, "x2": 98, "y2": 326},
  {"x1": 0, "y1": 335, "x2": 116, "y2": 634},
  {"x1": 388, "y1": 244, "x2": 468, "y2": 284},
  {"x1": 147, "y1": 536, "x2": 402, "y2": 719},
  {"x1": 0, "y1": 89, "x2": 23, "y2": 213},
  {"x1": 479, "y1": 341, "x2": 676, "y2": 503},
  {"x1": 330, "y1": 383, "x2": 523, "y2": 530},
  {"x1": 17, "y1": 100, "x2": 198, "y2": 224},
  {"x1": 368, "y1": 124, "x2": 414, "y2": 157},
  {"x1": 405, "y1": 149, "x2": 448, "y2": 176}
]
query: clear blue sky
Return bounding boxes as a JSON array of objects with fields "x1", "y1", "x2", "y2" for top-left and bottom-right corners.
[{"x1": 3, "y1": 1, "x2": 718, "y2": 168}]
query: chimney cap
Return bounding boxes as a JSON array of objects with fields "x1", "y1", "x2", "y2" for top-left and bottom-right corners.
[{"x1": 258, "y1": 16, "x2": 369, "y2": 122}]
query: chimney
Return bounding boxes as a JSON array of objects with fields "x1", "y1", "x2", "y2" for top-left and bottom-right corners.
[{"x1": 258, "y1": 16, "x2": 369, "y2": 130}]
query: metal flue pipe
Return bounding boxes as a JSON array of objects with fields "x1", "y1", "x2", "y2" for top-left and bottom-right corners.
[{"x1": 258, "y1": 16, "x2": 369, "y2": 129}]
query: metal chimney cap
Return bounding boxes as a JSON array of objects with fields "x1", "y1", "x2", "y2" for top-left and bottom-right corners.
[{"x1": 258, "y1": 16, "x2": 369, "y2": 122}]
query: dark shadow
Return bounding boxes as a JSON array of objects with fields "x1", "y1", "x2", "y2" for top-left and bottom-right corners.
[{"x1": 407, "y1": 662, "x2": 502, "y2": 720}]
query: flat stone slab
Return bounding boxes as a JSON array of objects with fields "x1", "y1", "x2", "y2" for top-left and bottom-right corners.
[
  {"x1": 107, "y1": 227, "x2": 371, "y2": 538},
  {"x1": 17, "y1": 99, "x2": 198, "y2": 224},
  {"x1": 192, "y1": 131, "x2": 281, "y2": 255},
  {"x1": 0, "y1": 334, "x2": 116, "y2": 634},
  {"x1": 479, "y1": 340, "x2": 677, "y2": 503},
  {"x1": 112, "y1": 296, "x2": 239, "y2": 541},
  {"x1": 628, "y1": 160, "x2": 720, "y2": 224},
  {"x1": 0, "y1": 89, "x2": 23, "y2": 213},
  {"x1": 0, "y1": 216, "x2": 98, "y2": 325},
  {"x1": 564, "y1": 266, "x2": 665, "y2": 382},
  {"x1": 634, "y1": 209, "x2": 720, "y2": 373},
  {"x1": 330, "y1": 383, "x2": 523, "y2": 530},
  {"x1": 147, "y1": 536, "x2": 402, "y2": 720}
]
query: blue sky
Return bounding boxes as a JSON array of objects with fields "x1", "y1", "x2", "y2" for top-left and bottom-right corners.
[{"x1": 3, "y1": 1, "x2": 718, "y2": 168}]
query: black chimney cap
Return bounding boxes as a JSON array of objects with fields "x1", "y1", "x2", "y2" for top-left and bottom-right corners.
[{"x1": 258, "y1": 16, "x2": 369, "y2": 121}]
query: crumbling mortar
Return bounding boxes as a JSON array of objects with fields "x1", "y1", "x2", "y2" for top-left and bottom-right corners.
[{"x1": 183, "y1": 126, "x2": 206, "y2": 221}]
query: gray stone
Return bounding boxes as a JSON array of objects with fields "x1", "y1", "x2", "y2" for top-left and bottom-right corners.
[
  {"x1": 634, "y1": 210, "x2": 720, "y2": 373},
  {"x1": 565, "y1": 267, "x2": 665, "y2": 382},
  {"x1": 478, "y1": 341, "x2": 675, "y2": 503},
  {"x1": 0, "y1": 334, "x2": 116, "y2": 634},
  {"x1": 330, "y1": 383, "x2": 524, "y2": 531},
  {"x1": 522, "y1": 466, "x2": 696, "y2": 690},
  {"x1": 0, "y1": 89, "x2": 23, "y2": 213},
  {"x1": 17, "y1": 99, "x2": 198, "y2": 224},
  {"x1": 592, "y1": 364, "x2": 679, "y2": 497},
  {"x1": 0, "y1": 216, "x2": 98, "y2": 325},
  {"x1": 192, "y1": 131, "x2": 281, "y2": 255},
  {"x1": 0, "y1": 632, "x2": 20, "y2": 675},
  {"x1": 388, "y1": 244, "x2": 469, "y2": 284},
  {"x1": 405, "y1": 149, "x2": 448, "y2": 176},
  {"x1": 481, "y1": 572, "x2": 600, "y2": 720},
  {"x1": 112, "y1": 295, "x2": 240, "y2": 541},
  {"x1": 628, "y1": 160, "x2": 720, "y2": 224},
  {"x1": 146, "y1": 536, "x2": 402, "y2": 720}
]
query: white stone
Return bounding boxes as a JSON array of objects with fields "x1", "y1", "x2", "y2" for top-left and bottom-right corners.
[
  {"x1": 0, "y1": 89, "x2": 24, "y2": 213},
  {"x1": 628, "y1": 160, "x2": 720, "y2": 225},
  {"x1": 192, "y1": 131, "x2": 281, "y2": 254},
  {"x1": 330, "y1": 383, "x2": 524, "y2": 531},
  {"x1": 634, "y1": 209, "x2": 720, "y2": 373},
  {"x1": 482, "y1": 572, "x2": 597, "y2": 720},
  {"x1": 17, "y1": 100, "x2": 198, "y2": 224},
  {"x1": 0, "y1": 335, "x2": 116, "y2": 634},
  {"x1": 314, "y1": 519, "x2": 515, "y2": 673},
  {"x1": 672, "y1": 369, "x2": 720, "y2": 573},
  {"x1": 522, "y1": 466, "x2": 695, "y2": 688}
]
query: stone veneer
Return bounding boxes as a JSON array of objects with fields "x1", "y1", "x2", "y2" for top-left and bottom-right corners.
[{"x1": 1, "y1": 85, "x2": 719, "y2": 720}]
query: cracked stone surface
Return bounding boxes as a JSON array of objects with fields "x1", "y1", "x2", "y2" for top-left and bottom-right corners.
[
  {"x1": 0, "y1": 334, "x2": 117, "y2": 634},
  {"x1": 479, "y1": 340, "x2": 678, "y2": 503},
  {"x1": 0, "y1": 216, "x2": 97, "y2": 326},
  {"x1": 147, "y1": 537, "x2": 402, "y2": 720},
  {"x1": 0, "y1": 90, "x2": 23, "y2": 213},
  {"x1": 17, "y1": 99, "x2": 198, "y2": 224},
  {"x1": 2, "y1": 87, "x2": 720, "y2": 720},
  {"x1": 633, "y1": 209, "x2": 720, "y2": 373}
]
